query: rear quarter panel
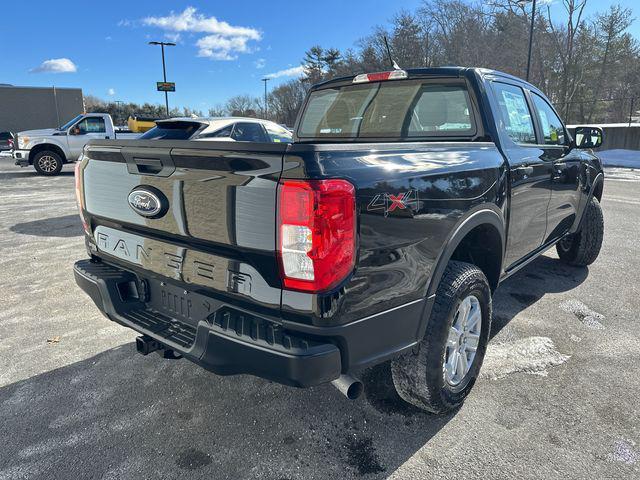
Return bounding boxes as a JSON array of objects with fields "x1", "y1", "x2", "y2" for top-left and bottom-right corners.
[{"x1": 281, "y1": 142, "x2": 507, "y2": 326}]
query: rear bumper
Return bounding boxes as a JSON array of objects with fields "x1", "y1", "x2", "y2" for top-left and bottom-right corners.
[{"x1": 74, "y1": 258, "x2": 428, "y2": 388}]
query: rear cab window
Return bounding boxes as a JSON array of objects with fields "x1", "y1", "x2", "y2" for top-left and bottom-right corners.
[{"x1": 297, "y1": 78, "x2": 477, "y2": 141}]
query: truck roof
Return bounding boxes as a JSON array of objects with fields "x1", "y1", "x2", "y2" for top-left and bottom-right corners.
[{"x1": 312, "y1": 66, "x2": 540, "y2": 93}]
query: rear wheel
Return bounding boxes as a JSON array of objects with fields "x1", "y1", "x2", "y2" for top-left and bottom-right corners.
[
  {"x1": 390, "y1": 261, "x2": 492, "y2": 414},
  {"x1": 556, "y1": 196, "x2": 604, "y2": 266},
  {"x1": 33, "y1": 150, "x2": 63, "y2": 176}
]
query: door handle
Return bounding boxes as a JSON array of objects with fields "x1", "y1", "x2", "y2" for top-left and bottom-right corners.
[{"x1": 516, "y1": 165, "x2": 534, "y2": 175}]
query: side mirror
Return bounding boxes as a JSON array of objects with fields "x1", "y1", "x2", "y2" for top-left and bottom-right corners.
[{"x1": 573, "y1": 126, "x2": 603, "y2": 149}]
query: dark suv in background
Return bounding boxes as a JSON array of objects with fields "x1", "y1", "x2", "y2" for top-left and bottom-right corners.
[{"x1": 0, "y1": 131, "x2": 14, "y2": 152}]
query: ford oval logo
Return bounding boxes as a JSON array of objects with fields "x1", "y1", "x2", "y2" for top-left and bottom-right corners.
[{"x1": 127, "y1": 187, "x2": 166, "y2": 218}]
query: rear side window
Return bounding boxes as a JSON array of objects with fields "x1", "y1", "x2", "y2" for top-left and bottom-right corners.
[
  {"x1": 231, "y1": 122, "x2": 269, "y2": 142},
  {"x1": 298, "y1": 80, "x2": 476, "y2": 139},
  {"x1": 408, "y1": 86, "x2": 472, "y2": 135},
  {"x1": 139, "y1": 122, "x2": 203, "y2": 140},
  {"x1": 492, "y1": 83, "x2": 536, "y2": 144},
  {"x1": 264, "y1": 123, "x2": 293, "y2": 143},
  {"x1": 531, "y1": 93, "x2": 566, "y2": 145},
  {"x1": 199, "y1": 124, "x2": 234, "y2": 139}
]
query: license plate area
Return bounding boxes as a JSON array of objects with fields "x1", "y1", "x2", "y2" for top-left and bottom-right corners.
[{"x1": 146, "y1": 279, "x2": 213, "y2": 328}]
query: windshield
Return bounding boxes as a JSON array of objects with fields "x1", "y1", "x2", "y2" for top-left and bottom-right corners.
[
  {"x1": 139, "y1": 121, "x2": 204, "y2": 140},
  {"x1": 298, "y1": 80, "x2": 476, "y2": 140},
  {"x1": 58, "y1": 114, "x2": 84, "y2": 131}
]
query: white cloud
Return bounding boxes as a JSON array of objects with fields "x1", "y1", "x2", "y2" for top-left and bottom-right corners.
[
  {"x1": 30, "y1": 58, "x2": 78, "y2": 74},
  {"x1": 265, "y1": 65, "x2": 305, "y2": 79},
  {"x1": 142, "y1": 7, "x2": 260, "y2": 38},
  {"x1": 164, "y1": 32, "x2": 182, "y2": 43},
  {"x1": 105, "y1": 36, "x2": 112, "y2": 41},
  {"x1": 141, "y1": 7, "x2": 260, "y2": 60},
  {"x1": 196, "y1": 35, "x2": 255, "y2": 60},
  {"x1": 107, "y1": 88, "x2": 116, "y2": 96},
  {"x1": 254, "y1": 58, "x2": 266, "y2": 69}
]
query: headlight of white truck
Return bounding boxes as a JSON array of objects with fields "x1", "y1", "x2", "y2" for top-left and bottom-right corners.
[{"x1": 17, "y1": 136, "x2": 29, "y2": 148}]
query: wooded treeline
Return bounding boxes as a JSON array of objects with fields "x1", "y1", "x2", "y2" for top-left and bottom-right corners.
[{"x1": 88, "y1": 0, "x2": 640, "y2": 126}]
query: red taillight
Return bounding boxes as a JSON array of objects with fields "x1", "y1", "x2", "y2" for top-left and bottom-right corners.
[
  {"x1": 7, "y1": 138, "x2": 13, "y2": 149},
  {"x1": 278, "y1": 179, "x2": 356, "y2": 293},
  {"x1": 352, "y1": 70, "x2": 408, "y2": 83},
  {"x1": 75, "y1": 161, "x2": 89, "y2": 233}
]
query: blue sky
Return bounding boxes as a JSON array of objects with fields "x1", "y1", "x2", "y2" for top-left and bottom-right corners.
[{"x1": 2, "y1": 0, "x2": 639, "y2": 112}]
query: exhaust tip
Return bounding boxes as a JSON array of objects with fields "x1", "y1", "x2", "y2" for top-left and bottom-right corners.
[
  {"x1": 331, "y1": 374, "x2": 364, "y2": 400},
  {"x1": 346, "y1": 380, "x2": 364, "y2": 400}
]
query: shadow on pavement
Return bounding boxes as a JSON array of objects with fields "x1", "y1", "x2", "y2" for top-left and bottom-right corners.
[
  {"x1": 10, "y1": 214, "x2": 83, "y2": 238},
  {"x1": 0, "y1": 343, "x2": 452, "y2": 480},
  {"x1": 0, "y1": 170, "x2": 74, "y2": 180},
  {"x1": 0, "y1": 253, "x2": 588, "y2": 479}
]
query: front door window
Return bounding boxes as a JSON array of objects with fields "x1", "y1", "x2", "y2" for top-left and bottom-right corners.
[{"x1": 73, "y1": 117, "x2": 106, "y2": 135}]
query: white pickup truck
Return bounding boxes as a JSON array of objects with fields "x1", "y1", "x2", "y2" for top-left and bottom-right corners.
[{"x1": 13, "y1": 113, "x2": 141, "y2": 175}]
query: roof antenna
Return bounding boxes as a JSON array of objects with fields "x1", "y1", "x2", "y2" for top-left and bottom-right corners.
[{"x1": 383, "y1": 35, "x2": 401, "y2": 70}]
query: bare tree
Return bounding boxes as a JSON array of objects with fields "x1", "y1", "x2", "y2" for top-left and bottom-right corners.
[{"x1": 225, "y1": 95, "x2": 260, "y2": 117}]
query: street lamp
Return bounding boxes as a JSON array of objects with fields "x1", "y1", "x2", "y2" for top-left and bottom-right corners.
[
  {"x1": 518, "y1": 0, "x2": 537, "y2": 82},
  {"x1": 261, "y1": 77, "x2": 270, "y2": 119},
  {"x1": 114, "y1": 100, "x2": 124, "y2": 126},
  {"x1": 148, "y1": 41, "x2": 176, "y2": 117}
]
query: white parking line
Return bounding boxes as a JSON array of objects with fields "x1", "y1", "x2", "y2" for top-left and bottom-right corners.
[{"x1": 604, "y1": 196, "x2": 640, "y2": 206}]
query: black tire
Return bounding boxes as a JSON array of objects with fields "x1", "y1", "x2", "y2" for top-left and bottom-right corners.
[
  {"x1": 33, "y1": 150, "x2": 63, "y2": 176},
  {"x1": 390, "y1": 261, "x2": 492, "y2": 414},
  {"x1": 556, "y1": 196, "x2": 604, "y2": 266}
]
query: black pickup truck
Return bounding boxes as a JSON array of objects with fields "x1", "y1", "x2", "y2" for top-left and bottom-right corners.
[{"x1": 73, "y1": 67, "x2": 604, "y2": 413}]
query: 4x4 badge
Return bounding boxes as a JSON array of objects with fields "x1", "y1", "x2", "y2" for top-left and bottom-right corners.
[{"x1": 367, "y1": 189, "x2": 420, "y2": 217}]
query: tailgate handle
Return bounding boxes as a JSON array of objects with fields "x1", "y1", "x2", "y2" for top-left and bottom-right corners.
[
  {"x1": 133, "y1": 157, "x2": 163, "y2": 174},
  {"x1": 121, "y1": 147, "x2": 176, "y2": 177}
]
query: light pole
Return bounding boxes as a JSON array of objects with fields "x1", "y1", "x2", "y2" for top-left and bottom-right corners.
[
  {"x1": 519, "y1": 0, "x2": 537, "y2": 82},
  {"x1": 114, "y1": 100, "x2": 124, "y2": 126},
  {"x1": 148, "y1": 41, "x2": 176, "y2": 117},
  {"x1": 261, "y1": 77, "x2": 270, "y2": 119}
]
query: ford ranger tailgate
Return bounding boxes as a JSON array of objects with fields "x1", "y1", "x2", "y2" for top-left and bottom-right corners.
[{"x1": 79, "y1": 139, "x2": 287, "y2": 312}]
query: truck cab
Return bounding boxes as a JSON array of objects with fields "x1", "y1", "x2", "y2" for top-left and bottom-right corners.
[{"x1": 13, "y1": 113, "x2": 138, "y2": 175}]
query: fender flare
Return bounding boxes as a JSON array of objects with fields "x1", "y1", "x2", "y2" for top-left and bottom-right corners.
[
  {"x1": 590, "y1": 172, "x2": 604, "y2": 202},
  {"x1": 28, "y1": 143, "x2": 68, "y2": 164},
  {"x1": 425, "y1": 205, "x2": 505, "y2": 300},
  {"x1": 571, "y1": 172, "x2": 604, "y2": 233}
]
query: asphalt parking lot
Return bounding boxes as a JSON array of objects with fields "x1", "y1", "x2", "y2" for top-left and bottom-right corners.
[{"x1": 0, "y1": 160, "x2": 639, "y2": 480}]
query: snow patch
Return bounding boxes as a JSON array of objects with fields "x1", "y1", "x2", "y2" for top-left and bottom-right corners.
[
  {"x1": 559, "y1": 300, "x2": 605, "y2": 330},
  {"x1": 609, "y1": 439, "x2": 639, "y2": 465},
  {"x1": 597, "y1": 149, "x2": 640, "y2": 168},
  {"x1": 604, "y1": 167, "x2": 640, "y2": 182},
  {"x1": 481, "y1": 336, "x2": 570, "y2": 380}
]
